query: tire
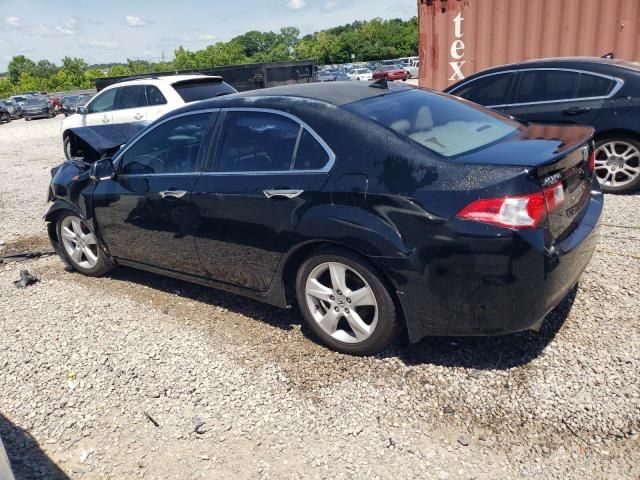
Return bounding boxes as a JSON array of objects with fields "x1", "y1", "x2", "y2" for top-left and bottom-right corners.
[
  {"x1": 296, "y1": 247, "x2": 401, "y2": 355},
  {"x1": 25, "y1": 116, "x2": 30, "y2": 121},
  {"x1": 63, "y1": 136, "x2": 71, "y2": 160},
  {"x1": 594, "y1": 136, "x2": 640, "y2": 194},
  {"x1": 56, "y1": 211, "x2": 114, "y2": 276}
]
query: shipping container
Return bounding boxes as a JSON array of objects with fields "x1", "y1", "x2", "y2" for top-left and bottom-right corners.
[{"x1": 418, "y1": 0, "x2": 640, "y2": 90}]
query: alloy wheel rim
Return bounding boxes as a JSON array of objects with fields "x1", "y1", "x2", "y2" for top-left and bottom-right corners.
[
  {"x1": 305, "y1": 261, "x2": 378, "y2": 344},
  {"x1": 594, "y1": 141, "x2": 640, "y2": 188},
  {"x1": 60, "y1": 216, "x2": 99, "y2": 269}
]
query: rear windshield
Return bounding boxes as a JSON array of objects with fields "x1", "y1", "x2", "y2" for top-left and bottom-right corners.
[
  {"x1": 172, "y1": 79, "x2": 237, "y2": 103},
  {"x1": 343, "y1": 89, "x2": 519, "y2": 158}
]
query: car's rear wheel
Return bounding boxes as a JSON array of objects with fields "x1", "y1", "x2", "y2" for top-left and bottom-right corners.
[
  {"x1": 296, "y1": 248, "x2": 400, "y2": 355},
  {"x1": 594, "y1": 137, "x2": 640, "y2": 193},
  {"x1": 56, "y1": 212, "x2": 114, "y2": 276}
]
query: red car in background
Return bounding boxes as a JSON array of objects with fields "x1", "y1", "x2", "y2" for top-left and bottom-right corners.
[{"x1": 372, "y1": 65, "x2": 408, "y2": 82}]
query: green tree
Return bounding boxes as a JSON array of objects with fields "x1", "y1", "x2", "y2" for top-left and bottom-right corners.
[
  {"x1": 8, "y1": 55, "x2": 36, "y2": 84},
  {"x1": 61, "y1": 56, "x2": 89, "y2": 86},
  {"x1": 34, "y1": 60, "x2": 58, "y2": 79}
]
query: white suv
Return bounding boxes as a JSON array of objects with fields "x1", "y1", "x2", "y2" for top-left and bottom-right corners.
[{"x1": 62, "y1": 74, "x2": 236, "y2": 159}]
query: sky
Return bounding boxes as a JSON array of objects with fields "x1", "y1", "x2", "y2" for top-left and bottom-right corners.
[{"x1": 0, "y1": 0, "x2": 416, "y2": 70}]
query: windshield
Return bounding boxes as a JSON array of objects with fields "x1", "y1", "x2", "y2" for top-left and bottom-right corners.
[
  {"x1": 13, "y1": 96, "x2": 26, "y2": 102},
  {"x1": 26, "y1": 97, "x2": 48, "y2": 105},
  {"x1": 172, "y1": 79, "x2": 237, "y2": 103},
  {"x1": 343, "y1": 89, "x2": 520, "y2": 158}
]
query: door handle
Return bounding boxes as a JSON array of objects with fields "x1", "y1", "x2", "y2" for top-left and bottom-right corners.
[
  {"x1": 159, "y1": 190, "x2": 187, "y2": 199},
  {"x1": 563, "y1": 106, "x2": 591, "y2": 115},
  {"x1": 263, "y1": 189, "x2": 304, "y2": 199},
  {"x1": 134, "y1": 113, "x2": 144, "y2": 120}
]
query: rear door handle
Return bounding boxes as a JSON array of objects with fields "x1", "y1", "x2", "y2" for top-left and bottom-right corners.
[
  {"x1": 134, "y1": 113, "x2": 144, "y2": 120},
  {"x1": 263, "y1": 189, "x2": 304, "y2": 199},
  {"x1": 160, "y1": 190, "x2": 187, "y2": 199},
  {"x1": 563, "y1": 106, "x2": 591, "y2": 115}
]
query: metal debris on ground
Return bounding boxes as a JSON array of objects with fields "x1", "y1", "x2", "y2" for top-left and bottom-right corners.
[
  {"x1": 1, "y1": 250, "x2": 55, "y2": 264},
  {"x1": 13, "y1": 270, "x2": 39, "y2": 289}
]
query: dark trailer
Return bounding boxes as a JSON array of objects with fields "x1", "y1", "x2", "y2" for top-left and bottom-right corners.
[{"x1": 94, "y1": 60, "x2": 316, "y2": 93}]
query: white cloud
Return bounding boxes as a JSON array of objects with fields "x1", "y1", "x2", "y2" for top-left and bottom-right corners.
[
  {"x1": 29, "y1": 24, "x2": 53, "y2": 36},
  {"x1": 196, "y1": 33, "x2": 215, "y2": 41},
  {"x1": 287, "y1": 0, "x2": 306, "y2": 10},
  {"x1": 125, "y1": 15, "x2": 148, "y2": 27},
  {"x1": 84, "y1": 40, "x2": 119, "y2": 49},
  {"x1": 55, "y1": 18, "x2": 77, "y2": 35},
  {"x1": 325, "y1": 0, "x2": 338, "y2": 10},
  {"x1": 5, "y1": 16, "x2": 21, "y2": 27}
]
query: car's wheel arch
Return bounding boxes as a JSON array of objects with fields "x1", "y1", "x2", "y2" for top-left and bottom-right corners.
[
  {"x1": 45, "y1": 202, "x2": 85, "y2": 262},
  {"x1": 593, "y1": 128, "x2": 640, "y2": 144},
  {"x1": 279, "y1": 239, "x2": 407, "y2": 330}
]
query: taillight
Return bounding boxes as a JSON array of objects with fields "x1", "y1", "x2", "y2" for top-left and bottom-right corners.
[{"x1": 456, "y1": 183, "x2": 565, "y2": 230}]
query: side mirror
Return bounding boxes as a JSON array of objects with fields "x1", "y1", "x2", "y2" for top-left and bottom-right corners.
[
  {"x1": 76, "y1": 106, "x2": 87, "y2": 115},
  {"x1": 90, "y1": 158, "x2": 115, "y2": 182}
]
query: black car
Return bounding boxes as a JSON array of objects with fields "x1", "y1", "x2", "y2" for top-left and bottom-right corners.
[
  {"x1": 46, "y1": 82, "x2": 602, "y2": 355},
  {"x1": 445, "y1": 57, "x2": 640, "y2": 193},
  {"x1": 22, "y1": 96, "x2": 54, "y2": 120},
  {"x1": 1, "y1": 99, "x2": 21, "y2": 119},
  {"x1": 0, "y1": 101, "x2": 10, "y2": 123},
  {"x1": 61, "y1": 94, "x2": 93, "y2": 116}
]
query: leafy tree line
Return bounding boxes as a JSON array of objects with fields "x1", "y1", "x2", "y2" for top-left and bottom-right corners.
[{"x1": 0, "y1": 16, "x2": 417, "y2": 98}]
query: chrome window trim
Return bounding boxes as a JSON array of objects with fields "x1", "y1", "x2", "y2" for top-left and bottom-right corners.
[
  {"x1": 112, "y1": 109, "x2": 219, "y2": 176},
  {"x1": 448, "y1": 67, "x2": 624, "y2": 107},
  {"x1": 201, "y1": 107, "x2": 335, "y2": 176}
]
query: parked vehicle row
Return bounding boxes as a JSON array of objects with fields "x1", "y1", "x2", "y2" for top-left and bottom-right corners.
[
  {"x1": 445, "y1": 56, "x2": 640, "y2": 193},
  {"x1": 47, "y1": 81, "x2": 602, "y2": 355}
]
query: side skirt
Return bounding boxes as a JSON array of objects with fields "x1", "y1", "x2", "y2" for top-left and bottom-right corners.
[{"x1": 114, "y1": 258, "x2": 289, "y2": 309}]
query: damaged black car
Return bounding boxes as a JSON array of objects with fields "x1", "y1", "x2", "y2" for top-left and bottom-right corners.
[{"x1": 46, "y1": 82, "x2": 602, "y2": 355}]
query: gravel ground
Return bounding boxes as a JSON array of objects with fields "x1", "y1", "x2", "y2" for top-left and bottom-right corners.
[{"x1": 0, "y1": 116, "x2": 638, "y2": 479}]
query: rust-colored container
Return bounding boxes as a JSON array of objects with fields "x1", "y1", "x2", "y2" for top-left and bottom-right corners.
[{"x1": 418, "y1": 0, "x2": 640, "y2": 90}]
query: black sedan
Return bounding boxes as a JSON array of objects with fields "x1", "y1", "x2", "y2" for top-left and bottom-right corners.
[
  {"x1": 445, "y1": 57, "x2": 640, "y2": 193},
  {"x1": 22, "y1": 96, "x2": 54, "y2": 120},
  {"x1": 61, "y1": 94, "x2": 93, "y2": 116},
  {"x1": 46, "y1": 82, "x2": 602, "y2": 355}
]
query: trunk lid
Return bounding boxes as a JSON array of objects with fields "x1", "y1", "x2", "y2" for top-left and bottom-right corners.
[{"x1": 457, "y1": 123, "x2": 595, "y2": 240}]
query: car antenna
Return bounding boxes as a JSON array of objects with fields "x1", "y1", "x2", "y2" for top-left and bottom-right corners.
[
  {"x1": 370, "y1": 77, "x2": 388, "y2": 90},
  {"x1": 601, "y1": 52, "x2": 614, "y2": 59}
]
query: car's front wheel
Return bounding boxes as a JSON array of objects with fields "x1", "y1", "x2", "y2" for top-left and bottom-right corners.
[
  {"x1": 63, "y1": 136, "x2": 71, "y2": 159},
  {"x1": 56, "y1": 212, "x2": 114, "y2": 276},
  {"x1": 594, "y1": 137, "x2": 640, "y2": 193},
  {"x1": 296, "y1": 248, "x2": 400, "y2": 355}
]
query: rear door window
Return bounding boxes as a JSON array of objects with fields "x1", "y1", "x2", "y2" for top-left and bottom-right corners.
[
  {"x1": 577, "y1": 73, "x2": 613, "y2": 98},
  {"x1": 146, "y1": 85, "x2": 167, "y2": 106},
  {"x1": 452, "y1": 72, "x2": 514, "y2": 106},
  {"x1": 515, "y1": 70, "x2": 580, "y2": 103},
  {"x1": 216, "y1": 111, "x2": 300, "y2": 172},
  {"x1": 116, "y1": 85, "x2": 147, "y2": 109},
  {"x1": 294, "y1": 130, "x2": 330, "y2": 170},
  {"x1": 343, "y1": 89, "x2": 519, "y2": 158}
]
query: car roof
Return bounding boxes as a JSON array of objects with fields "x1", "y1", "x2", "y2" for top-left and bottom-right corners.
[
  {"x1": 469, "y1": 56, "x2": 640, "y2": 74},
  {"x1": 105, "y1": 74, "x2": 223, "y2": 90},
  {"x1": 171, "y1": 81, "x2": 415, "y2": 116},
  {"x1": 234, "y1": 81, "x2": 414, "y2": 107}
]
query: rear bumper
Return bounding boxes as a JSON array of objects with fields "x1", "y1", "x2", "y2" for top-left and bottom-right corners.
[{"x1": 375, "y1": 190, "x2": 603, "y2": 342}]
